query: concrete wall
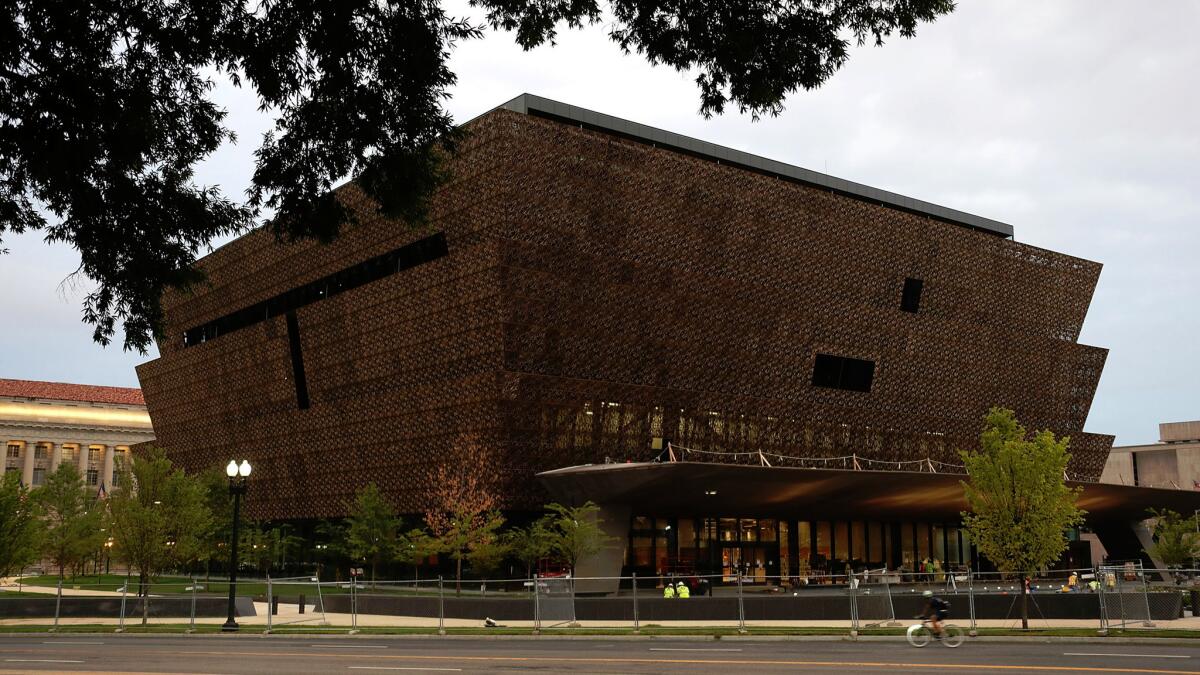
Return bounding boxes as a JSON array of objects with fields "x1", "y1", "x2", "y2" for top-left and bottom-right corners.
[
  {"x1": 1137, "y1": 449, "x2": 1181, "y2": 489},
  {"x1": 1161, "y1": 421, "x2": 1200, "y2": 443},
  {"x1": 1100, "y1": 451, "x2": 1135, "y2": 485}
]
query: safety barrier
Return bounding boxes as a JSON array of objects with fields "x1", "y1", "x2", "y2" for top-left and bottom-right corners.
[{"x1": 3, "y1": 566, "x2": 1199, "y2": 634}]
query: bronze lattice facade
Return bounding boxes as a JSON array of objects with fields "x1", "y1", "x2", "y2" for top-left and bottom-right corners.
[{"x1": 136, "y1": 95, "x2": 1113, "y2": 520}]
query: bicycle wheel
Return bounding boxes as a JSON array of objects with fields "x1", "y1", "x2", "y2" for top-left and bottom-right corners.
[
  {"x1": 906, "y1": 624, "x2": 931, "y2": 647},
  {"x1": 941, "y1": 624, "x2": 964, "y2": 648}
]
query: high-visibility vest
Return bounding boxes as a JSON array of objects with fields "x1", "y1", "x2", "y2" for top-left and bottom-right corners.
[
  {"x1": 663, "y1": 585, "x2": 676, "y2": 598},
  {"x1": 677, "y1": 584, "x2": 690, "y2": 598}
]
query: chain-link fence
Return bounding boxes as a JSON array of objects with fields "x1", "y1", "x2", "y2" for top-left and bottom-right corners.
[{"x1": 5, "y1": 567, "x2": 1200, "y2": 634}]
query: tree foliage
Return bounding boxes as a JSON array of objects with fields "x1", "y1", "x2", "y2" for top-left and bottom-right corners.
[
  {"x1": 505, "y1": 516, "x2": 556, "y2": 579},
  {"x1": 395, "y1": 527, "x2": 441, "y2": 580},
  {"x1": 34, "y1": 463, "x2": 104, "y2": 582},
  {"x1": 544, "y1": 501, "x2": 616, "y2": 574},
  {"x1": 1146, "y1": 508, "x2": 1199, "y2": 568},
  {"x1": 1, "y1": 1, "x2": 952, "y2": 350},
  {"x1": 0, "y1": 473, "x2": 40, "y2": 579},
  {"x1": 960, "y1": 407, "x2": 1084, "y2": 628},
  {"x1": 425, "y1": 435, "x2": 505, "y2": 593},
  {"x1": 344, "y1": 482, "x2": 400, "y2": 584},
  {"x1": 107, "y1": 447, "x2": 212, "y2": 623}
]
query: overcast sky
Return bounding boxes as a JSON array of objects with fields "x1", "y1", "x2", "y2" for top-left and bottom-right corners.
[{"x1": 1, "y1": 2, "x2": 1196, "y2": 447}]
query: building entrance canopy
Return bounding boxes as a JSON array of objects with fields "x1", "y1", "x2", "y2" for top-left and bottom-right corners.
[{"x1": 537, "y1": 462, "x2": 1200, "y2": 523}]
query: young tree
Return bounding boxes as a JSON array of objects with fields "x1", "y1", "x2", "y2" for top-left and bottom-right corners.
[
  {"x1": 505, "y1": 516, "x2": 556, "y2": 579},
  {"x1": 467, "y1": 538, "x2": 510, "y2": 581},
  {"x1": 34, "y1": 464, "x2": 104, "y2": 595},
  {"x1": 545, "y1": 502, "x2": 617, "y2": 576},
  {"x1": 107, "y1": 447, "x2": 213, "y2": 624},
  {"x1": 425, "y1": 435, "x2": 506, "y2": 594},
  {"x1": 344, "y1": 483, "x2": 400, "y2": 586},
  {"x1": 2, "y1": 2, "x2": 952, "y2": 351},
  {"x1": 395, "y1": 528, "x2": 441, "y2": 582},
  {"x1": 197, "y1": 466, "x2": 239, "y2": 583},
  {"x1": 960, "y1": 407, "x2": 1085, "y2": 629},
  {"x1": 0, "y1": 473, "x2": 40, "y2": 580},
  {"x1": 1145, "y1": 508, "x2": 1199, "y2": 568}
]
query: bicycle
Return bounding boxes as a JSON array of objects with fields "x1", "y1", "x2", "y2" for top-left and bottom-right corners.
[{"x1": 906, "y1": 617, "x2": 964, "y2": 648}]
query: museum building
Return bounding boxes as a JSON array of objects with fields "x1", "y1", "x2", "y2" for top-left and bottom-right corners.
[{"x1": 136, "y1": 94, "x2": 1194, "y2": 583}]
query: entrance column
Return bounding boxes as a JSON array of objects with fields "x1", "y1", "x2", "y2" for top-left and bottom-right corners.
[
  {"x1": 50, "y1": 443, "x2": 62, "y2": 473},
  {"x1": 76, "y1": 441, "x2": 89, "y2": 478},
  {"x1": 21, "y1": 441, "x2": 35, "y2": 487},
  {"x1": 574, "y1": 503, "x2": 632, "y2": 595},
  {"x1": 101, "y1": 446, "x2": 115, "y2": 493}
]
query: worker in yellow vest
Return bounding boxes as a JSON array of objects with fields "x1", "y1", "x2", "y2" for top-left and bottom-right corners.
[
  {"x1": 663, "y1": 583, "x2": 676, "y2": 599},
  {"x1": 676, "y1": 581, "x2": 690, "y2": 599}
]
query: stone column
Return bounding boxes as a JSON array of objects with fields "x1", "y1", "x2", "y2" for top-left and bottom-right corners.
[
  {"x1": 102, "y1": 446, "x2": 115, "y2": 491},
  {"x1": 77, "y1": 444, "x2": 89, "y2": 478},
  {"x1": 21, "y1": 442, "x2": 34, "y2": 487},
  {"x1": 50, "y1": 443, "x2": 62, "y2": 473},
  {"x1": 0, "y1": 443, "x2": 6, "y2": 478}
]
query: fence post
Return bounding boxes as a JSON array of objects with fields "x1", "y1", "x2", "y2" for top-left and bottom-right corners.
[
  {"x1": 632, "y1": 573, "x2": 639, "y2": 634},
  {"x1": 848, "y1": 572, "x2": 859, "y2": 638},
  {"x1": 438, "y1": 575, "x2": 446, "y2": 636},
  {"x1": 1141, "y1": 567, "x2": 1154, "y2": 628},
  {"x1": 266, "y1": 577, "x2": 273, "y2": 634},
  {"x1": 533, "y1": 573, "x2": 541, "y2": 635},
  {"x1": 350, "y1": 574, "x2": 358, "y2": 634},
  {"x1": 116, "y1": 580, "x2": 128, "y2": 633},
  {"x1": 52, "y1": 576, "x2": 62, "y2": 633},
  {"x1": 962, "y1": 570, "x2": 975, "y2": 637},
  {"x1": 736, "y1": 572, "x2": 747, "y2": 634},
  {"x1": 188, "y1": 577, "x2": 198, "y2": 633}
]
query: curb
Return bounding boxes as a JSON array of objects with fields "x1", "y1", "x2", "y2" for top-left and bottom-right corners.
[{"x1": 5, "y1": 631, "x2": 1200, "y2": 645}]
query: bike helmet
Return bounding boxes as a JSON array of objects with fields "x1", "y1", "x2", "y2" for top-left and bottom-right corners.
[{"x1": 922, "y1": 590, "x2": 933, "y2": 598}]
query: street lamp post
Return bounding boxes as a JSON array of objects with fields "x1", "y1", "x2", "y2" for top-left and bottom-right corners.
[{"x1": 221, "y1": 459, "x2": 252, "y2": 632}]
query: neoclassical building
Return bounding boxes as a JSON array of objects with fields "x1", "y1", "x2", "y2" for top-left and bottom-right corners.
[{"x1": 0, "y1": 378, "x2": 154, "y2": 493}]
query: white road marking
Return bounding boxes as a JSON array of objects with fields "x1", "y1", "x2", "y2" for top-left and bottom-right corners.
[
  {"x1": 1064, "y1": 652, "x2": 1190, "y2": 659},
  {"x1": 43, "y1": 640, "x2": 103, "y2": 644},
  {"x1": 312, "y1": 644, "x2": 389, "y2": 649},
  {"x1": 648, "y1": 647, "x2": 743, "y2": 652},
  {"x1": 348, "y1": 662, "x2": 463, "y2": 667},
  {"x1": 5, "y1": 659, "x2": 86, "y2": 663}
]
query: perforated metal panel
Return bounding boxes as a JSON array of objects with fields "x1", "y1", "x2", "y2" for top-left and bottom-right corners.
[{"x1": 136, "y1": 107, "x2": 1111, "y2": 520}]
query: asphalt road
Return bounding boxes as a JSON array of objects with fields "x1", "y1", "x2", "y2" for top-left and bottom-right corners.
[{"x1": 2, "y1": 636, "x2": 1200, "y2": 674}]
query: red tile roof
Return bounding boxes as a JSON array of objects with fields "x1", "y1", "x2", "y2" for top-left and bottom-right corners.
[{"x1": 0, "y1": 378, "x2": 145, "y2": 406}]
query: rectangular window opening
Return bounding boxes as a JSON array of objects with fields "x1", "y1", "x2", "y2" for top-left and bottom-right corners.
[
  {"x1": 812, "y1": 353, "x2": 876, "y2": 393},
  {"x1": 901, "y1": 277, "x2": 924, "y2": 313},
  {"x1": 183, "y1": 231, "x2": 448, "y2": 347}
]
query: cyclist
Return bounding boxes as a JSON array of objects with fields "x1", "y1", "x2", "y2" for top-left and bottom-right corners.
[{"x1": 921, "y1": 589, "x2": 950, "y2": 637}]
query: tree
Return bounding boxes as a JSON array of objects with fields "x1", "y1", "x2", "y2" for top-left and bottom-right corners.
[
  {"x1": 545, "y1": 502, "x2": 616, "y2": 576},
  {"x1": 395, "y1": 527, "x2": 441, "y2": 582},
  {"x1": 0, "y1": 473, "x2": 39, "y2": 580},
  {"x1": 1, "y1": 1, "x2": 952, "y2": 351},
  {"x1": 197, "y1": 467, "x2": 238, "y2": 583},
  {"x1": 425, "y1": 435, "x2": 506, "y2": 594},
  {"x1": 505, "y1": 516, "x2": 556, "y2": 579},
  {"x1": 344, "y1": 483, "x2": 400, "y2": 586},
  {"x1": 107, "y1": 447, "x2": 213, "y2": 624},
  {"x1": 33, "y1": 464, "x2": 104, "y2": 594},
  {"x1": 1145, "y1": 508, "x2": 1199, "y2": 568},
  {"x1": 960, "y1": 407, "x2": 1085, "y2": 629}
]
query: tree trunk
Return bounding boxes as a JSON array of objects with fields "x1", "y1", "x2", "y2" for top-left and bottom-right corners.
[
  {"x1": 456, "y1": 554, "x2": 462, "y2": 597},
  {"x1": 1020, "y1": 573, "x2": 1029, "y2": 630}
]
